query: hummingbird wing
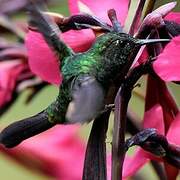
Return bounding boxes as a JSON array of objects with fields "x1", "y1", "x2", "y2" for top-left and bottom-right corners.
[
  {"x1": 66, "y1": 75, "x2": 105, "y2": 123},
  {"x1": 27, "y1": 2, "x2": 73, "y2": 59}
]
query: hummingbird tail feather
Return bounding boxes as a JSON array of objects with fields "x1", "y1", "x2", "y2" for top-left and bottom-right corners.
[{"x1": 0, "y1": 111, "x2": 55, "y2": 148}]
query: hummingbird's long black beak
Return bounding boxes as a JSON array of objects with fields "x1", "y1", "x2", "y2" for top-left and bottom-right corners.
[
  {"x1": 0, "y1": 111, "x2": 55, "y2": 148},
  {"x1": 137, "y1": 39, "x2": 170, "y2": 46}
]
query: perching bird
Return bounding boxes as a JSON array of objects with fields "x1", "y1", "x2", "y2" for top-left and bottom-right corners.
[{"x1": 0, "y1": 3, "x2": 169, "y2": 148}]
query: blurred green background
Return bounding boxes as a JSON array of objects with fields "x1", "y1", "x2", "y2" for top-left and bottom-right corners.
[{"x1": 0, "y1": 0, "x2": 179, "y2": 179}]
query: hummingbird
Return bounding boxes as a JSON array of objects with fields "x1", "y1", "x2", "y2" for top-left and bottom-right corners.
[{"x1": 0, "y1": 4, "x2": 169, "y2": 148}]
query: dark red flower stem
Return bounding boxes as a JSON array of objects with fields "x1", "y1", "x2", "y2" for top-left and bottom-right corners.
[
  {"x1": 142, "y1": 0, "x2": 156, "y2": 19},
  {"x1": 111, "y1": 86, "x2": 128, "y2": 180},
  {"x1": 151, "y1": 160, "x2": 167, "y2": 180},
  {"x1": 128, "y1": 0, "x2": 146, "y2": 35},
  {"x1": 112, "y1": 61, "x2": 152, "y2": 180}
]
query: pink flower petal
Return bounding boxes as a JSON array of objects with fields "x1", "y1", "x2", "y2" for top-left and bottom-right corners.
[
  {"x1": 145, "y1": 77, "x2": 178, "y2": 133},
  {"x1": 136, "y1": 46, "x2": 148, "y2": 65},
  {"x1": 69, "y1": 0, "x2": 129, "y2": 25},
  {"x1": 106, "y1": 150, "x2": 149, "y2": 180},
  {"x1": 0, "y1": 60, "x2": 25, "y2": 107},
  {"x1": 26, "y1": 29, "x2": 94, "y2": 85},
  {"x1": 107, "y1": 149, "x2": 159, "y2": 179},
  {"x1": 143, "y1": 104, "x2": 165, "y2": 134},
  {"x1": 138, "y1": 2, "x2": 177, "y2": 33},
  {"x1": 25, "y1": 31, "x2": 61, "y2": 85},
  {"x1": 165, "y1": 12, "x2": 180, "y2": 23},
  {"x1": 0, "y1": 125, "x2": 85, "y2": 180},
  {"x1": 153, "y1": 36, "x2": 180, "y2": 82},
  {"x1": 166, "y1": 112, "x2": 180, "y2": 145},
  {"x1": 153, "y1": 2, "x2": 177, "y2": 18},
  {"x1": 61, "y1": 29, "x2": 95, "y2": 52},
  {"x1": 164, "y1": 163, "x2": 179, "y2": 180},
  {"x1": 122, "y1": 149, "x2": 149, "y2": 178}
]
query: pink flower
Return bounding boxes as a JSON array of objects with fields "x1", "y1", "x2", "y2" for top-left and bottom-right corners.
[
  {"x1": 165, "y1": 12, "x2": 180, "y2": 24},
  {"x1": 0, "y1": 125, "x2": 86, "y2": 180},
  {"x1": 0, "y1": 60, "x2": 26, "y2": 107},
  {"x1": 69, "y1": 0, "x2": 129, "y2": 25},
  {"x1": 122, "y1": 77, "x2": 180, "y2": 180},
  {"x1": 153, "y1": 12, "x2": 180, "y2": 82},
  {"x1": 153, "y1": 13, "x2": 180, "y2": 81},
  {"x1": 153, "y1": 36, "x2": 180, "y2": 82},
  {"x1": 123, "y1": 112, "x2": 180, "y2": 180},
  {"x1": 25, "y1": 0, "x2": 130, "y2": 84}
]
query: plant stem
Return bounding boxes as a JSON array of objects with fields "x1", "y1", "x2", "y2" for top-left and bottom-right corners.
[
  {"x1": 128, "y1": 0, "x2": 146, "y2": 35},
  {"x1": 142, "y1": 0, "x2": 156, "y2": 20},
  {"x1": 111, "y1": 61, "x2": 152, "y2": 180},
  {"x1": 111, "y1": 87, "x2": 129, "y2": 180},
  {"x1": 125, "y1": 0, "x2": 155, "y2": 34},
  {"x1": 151, "y1": 160, "x2": 167, "y2": 180}
]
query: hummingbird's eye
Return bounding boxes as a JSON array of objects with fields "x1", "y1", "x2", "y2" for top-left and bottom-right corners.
[
  {"x1": 119, "y1": 40, "x2": 123, "y2": 45},
  {"x1": 118, "y1": 40, "x2": 126, "y2": 48}
]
